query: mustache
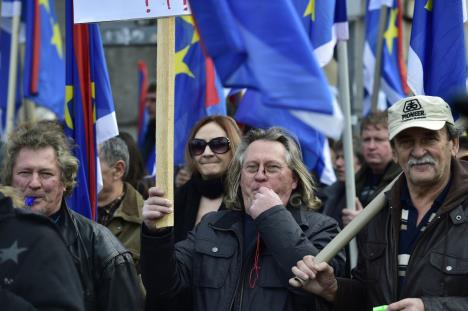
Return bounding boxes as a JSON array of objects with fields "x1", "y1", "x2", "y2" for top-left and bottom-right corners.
[{"x1": 408, "y1": 155, "x2": 436, "y2": 167}]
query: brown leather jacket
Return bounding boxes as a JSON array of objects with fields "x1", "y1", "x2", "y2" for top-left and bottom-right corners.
[{"x1": 335, "y1": 158, "x2": 468, "y2": 311}]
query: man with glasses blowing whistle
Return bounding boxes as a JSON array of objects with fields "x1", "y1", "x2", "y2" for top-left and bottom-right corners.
[
  {"x1": 141, "y1": 127, "x2": 345, "y2": 311},
  {"x1": 290, "y1": 95, "x2": 468, "y2": 311}
]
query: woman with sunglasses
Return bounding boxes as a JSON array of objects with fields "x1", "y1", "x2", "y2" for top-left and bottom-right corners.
[
  {"x1": 173, "y1": 115, "x2": 242, "y2": 242},
  {"x1": 145, "y1": 115, "x2": 242, "y2": 310}
]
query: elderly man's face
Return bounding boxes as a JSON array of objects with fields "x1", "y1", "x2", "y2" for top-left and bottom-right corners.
[
  {"x1": 393, "y1": 127, "x2": 459, "y2": 189},
  {"x1": 11, "y1": 147, "x2": 65, "y2": 216},
  {"x1": 240, "y1": 140, "x2": 297, "y2": 210}
]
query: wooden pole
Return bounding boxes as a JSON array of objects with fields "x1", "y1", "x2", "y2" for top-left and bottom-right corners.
[
  {"x1": 370, "y1": 6, "x2": 389, "y2": 112},
  {"x1": 314, "y1": 174, "x2": 400, "y2": 264},
  {"x1": 154, "y1": 17, "x2": 175, "y2": 228},
  {"x1": 337, "y1": 40, "x2": 358, "y2": 269},
  {"x1": 5, "y1": 0, "x2": 21, "y2": 137}
]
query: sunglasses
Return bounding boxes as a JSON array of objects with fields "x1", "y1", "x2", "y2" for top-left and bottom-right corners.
[{"x1": 189, "y1": 137, "x2": 231, "y2": 156}]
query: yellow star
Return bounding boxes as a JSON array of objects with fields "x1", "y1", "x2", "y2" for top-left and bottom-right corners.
[
  {"x1": 65, "y1": 85, "x2": 74, "y2": 130},
  {"x1": 51, "y1": 23, "x2": 63, "y2": 58},
  {"x1": 425, "y1": 0, "x2": 433, "y2": 11},
  {"x1": 39, "y1": 0, "x2": 50, "y2": 12},
  {"x1": 383, "y1": 8, "x2": 398, "y2": 54},
  {"x1": 175, "y1": 45, "x2": 195, "y2": 78},
  {"x1": 180, "y1": 15, "x2": 199, "y2": 44},
  {"x1": 304, "y1": 0, "x2": 316, "y2": 22}
]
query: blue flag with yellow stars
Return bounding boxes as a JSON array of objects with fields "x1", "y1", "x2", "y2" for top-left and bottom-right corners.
[
  {"x1": 173, "y1": 16, "x2": 226, "y2": 167},
  {"x1": 291, "y1": 0, "x2": 337, "y2": 66},
  {"x1": 23, "y1": 0, "x2": 65, "y2": 118},
  {"x1": 235, "y1": 90, "x2": 336, "y2": 185},
  {"x1": 142, "y1": 16, "x2": 227, "y2": 175},
  {"x1": 189, "y1": 0, "x2": 333, "y2": 115},
  {"x1": 408, "y1": 0, "x2": 467, "y2": 101},
  {"x1": 64, "y1": 0, "x2": 118, "y2": 220},
  {"x1": 363, "y1": 0, "x2": 408, "y2": 114}
]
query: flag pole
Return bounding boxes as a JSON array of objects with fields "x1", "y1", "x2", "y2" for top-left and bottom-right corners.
[
  {"x1": 5, "y1": 0, "x2": 21, "y2": 137},
  {"x1": 154, "y1": 17, "x2": 175, "y2": 228},
  {"x1": 337, "y1": 39, "x2": 358, "y2": 269},
  {"x1": 315, "y1": 173, "x2": 400, "y2": 264},
  {"x1": 370, "y1": 5, "x2": 389, "y2": 112}
]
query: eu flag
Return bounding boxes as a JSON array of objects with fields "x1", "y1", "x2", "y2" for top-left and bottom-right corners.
[
  {"x1": 23, "y1": 0, "x2": 65, "y2": 119},
  {"x1": 174, "y1": 16, "x2": 226, "y2": 166},
  {"x1": 363, "y1": 0, "x2": 408, "y2": 114},
  {"x1": 235, "y1": 90, "x2": 335, "y2": 185},
  {"x1": 408, "y1": 0, "x2": 467, "y2": 101},
  {"x1": 292, "y1": 0, "x2": 336, "y2": 66},
  {"x1": 141, "y1": 16, "x2": 227, "y2": 175},
  {"x1": 64, "y1": 0, "x2": 118, "y2": 219},
  {"x1": 189, "y1": 0, "x2": 333, "y2": 115}
]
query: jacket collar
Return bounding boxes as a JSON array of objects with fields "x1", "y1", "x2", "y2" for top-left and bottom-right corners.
[
  {"x1": 111, "y1": 182, "x2": 143, "y2": 224},
  {"x1": 57, "y1": 201, "x2": 80, "y2": 248}
]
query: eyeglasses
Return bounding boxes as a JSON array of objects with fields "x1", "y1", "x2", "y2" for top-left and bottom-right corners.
[{"x1": 189, "y1": 137, "x2": 231, "y2": 156}]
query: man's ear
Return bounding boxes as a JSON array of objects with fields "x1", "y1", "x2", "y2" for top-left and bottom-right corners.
[
  {"x1": 451, "y1": 137, "x2": 460, "y2": 157},
  {"x1": 113, "y1": 160, "x2": 126, "y2": 180}
]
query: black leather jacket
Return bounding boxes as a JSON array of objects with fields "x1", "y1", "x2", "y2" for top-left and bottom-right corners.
[
  {"x1": 142, "y1": 204, "x2": 345, "y2": 311},
  {"x1": 0, "y1": 195, "x2": 85, "y2": 310},
  {"x1": 335, "y1": 158, "x2": 468, "y2": 311},
  {"x1": 58, "y1": 202, "x2": 144, "y2": 311}
]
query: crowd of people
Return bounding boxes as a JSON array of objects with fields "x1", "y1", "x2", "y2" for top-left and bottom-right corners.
[{"x1": 2, "y1": 93, "x2": 468, "y2": 311}]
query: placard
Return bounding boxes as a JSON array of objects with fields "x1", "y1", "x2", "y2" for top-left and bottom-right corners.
[{"x1": 74, "y1": 0, "x2": 190, "y2": 23}]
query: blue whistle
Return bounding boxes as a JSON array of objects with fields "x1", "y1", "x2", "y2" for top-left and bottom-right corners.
[{"x1": 24, "y1": 196, "x2": 36, "y2": 207}]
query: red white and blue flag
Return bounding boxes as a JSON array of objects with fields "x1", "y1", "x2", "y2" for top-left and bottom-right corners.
[{"x1": 64, "y1": 0, "x2": 118, "y2": 219}]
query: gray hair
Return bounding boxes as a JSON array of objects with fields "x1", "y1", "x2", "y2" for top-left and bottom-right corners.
[
  {"x1": 447, "y1": 123, "x2": 463, "y2": 140},
  {"x1": 99, "y1": 136, "x2": 130, "y2": 178},
  {"x1": 224, "y1": 127, "x2": 321, "y2": 211},
  {"x1": 2, "y1": 121, "x2": 79, "y2": 196}
]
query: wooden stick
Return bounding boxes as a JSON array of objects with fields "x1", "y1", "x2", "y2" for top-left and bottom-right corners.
[
  {"x1": 5, "y1": 0, "x2": 21, "y2": 137},
  {"x1": 337, "y1": 39, "x2": 358, "y2": 269},
  {"x1": 154, "y1": 17, "x2": 175, "y2": 228},
  {"x1": 316, "y1": 173, "x2": 400, "y2": 264}
]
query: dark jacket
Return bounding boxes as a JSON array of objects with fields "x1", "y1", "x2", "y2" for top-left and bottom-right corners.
[
  {"x1": 0, "y1": 195, "x2": 84, "y2": 311},
  {"x1": 141, "y1": 204, "x2": 345, "y2": 311},
  {"x1": 355, "y1": 161, "x2": 402, "y2": 205},
  {"x1": 335, "y1": 158, "x2": 468, "y2": 311},
  {"x1": 148, "y1": 174, "x2": 224, "y2": 311},
  {"x1": 58, "y1": 202, "x2": 144, "y2": 311},
  {"x1": 173, "y1": 174, "x2": 224, "y2": 242}
]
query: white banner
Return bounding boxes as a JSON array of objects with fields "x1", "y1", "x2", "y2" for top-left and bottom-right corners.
[{"x1": 74, "y1": 0, "x2": 190, "y2": 23}]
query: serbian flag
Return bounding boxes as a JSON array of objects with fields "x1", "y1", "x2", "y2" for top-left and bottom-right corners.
[
  {"x1": 136, "y1": 60, "x2": 149, "y2": 148},
  {"x1": 64, "y1": 0, "x2": 118, "y2": 219}
]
